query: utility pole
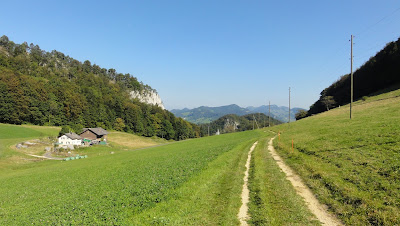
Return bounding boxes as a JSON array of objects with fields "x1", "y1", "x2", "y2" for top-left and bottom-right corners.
[
  {"x1": 268, "y1": 101, "x2": 271, "y2": 127},
  {"x1": 288, "y1": 87, "x2": 291, "y2": 123},
  {"x1": 253, "y1": 114, "x2": 255, "y2": 130},
  {"x1": 264, "y1": 110, "x2": 266, "y2": 128},
  {"x1": 208, "y1": 124, "x2": 210, "y2": 136},
  {"x1": 253, "y1": 114, "x2": 259, "y2": 129},
  {"x1": 350, "y1": 35, "x2": 353, "y2": 119}
]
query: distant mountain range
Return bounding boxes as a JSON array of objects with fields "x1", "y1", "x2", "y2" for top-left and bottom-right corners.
[
  {"x1": 198, "y1": 113, "x2": 283, "y2": 136},
  {"x1": 171, "y1": 104, "x2": 304, "y2": 124}
]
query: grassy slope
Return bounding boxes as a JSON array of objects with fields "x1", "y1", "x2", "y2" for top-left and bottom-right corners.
[
  {"x1": 0, "y1": 123, "x2": 60, "y2": 173},
  {"x1": 76, "y1": 131, "x2": 171, "y2": 158},
  {"x1": 0, "y1": 129, "x2": 266, "y2": 224},
  {"x1": 0, "y1": 123, "x2": 324, "y2": 224},
  {"x1": 107, "y1": 131, "x2": 170, "y2": 150},
  {"x1": 0, "y1": 125, "x2": 169, "y2": 173},
  {"x1": 271, "y1": 88, "x2": 400, "y2": 225}
]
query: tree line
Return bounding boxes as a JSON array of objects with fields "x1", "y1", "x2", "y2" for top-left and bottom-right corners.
[
  {"x1": 0, "y1": 35, "x2": 199, "y2": 140},
  {"x1": 297, "y1": 36, "x2": 400, "y2": 120}
]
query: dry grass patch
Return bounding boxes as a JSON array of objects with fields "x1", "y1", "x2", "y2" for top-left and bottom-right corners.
[
  {"x1": 20, "y1": 124, "x2": 60, "y2": 130},
  {"x1": 108, "y1": 131, "x2": 170, "y2": 150}
]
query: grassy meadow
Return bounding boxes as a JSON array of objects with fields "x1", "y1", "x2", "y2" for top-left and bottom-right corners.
[
  {"x1": 107, "y1": 131, "x2": 171, "y2": 150},
  {"x1": 272, "y1": 88, "x2": 400, "y2": 225},
  {"x1": 0, "y1": 123, "x2": 60, "y2": 173},
  {"x1": 0, "y1": 128, "x2": 268, "y2": 224},
  {"x1": 0, "y1": 122, "x2": 320, "y2": 225}
]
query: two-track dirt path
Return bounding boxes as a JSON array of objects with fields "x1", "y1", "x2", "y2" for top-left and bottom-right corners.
[
  {"x1": 27, "y1": 152, "x2": 64, "y2": 160},
  {"x1": 238, "y1": 141, "x2": 258, "y2": 226},
  {"x1": 268, "y1": 137, "x2": 342, "y2": 226}
]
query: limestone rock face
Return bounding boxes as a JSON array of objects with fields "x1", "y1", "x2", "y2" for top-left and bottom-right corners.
[
  {"x1": 224, "y1": 118, "x2": 240, "y2": 132},
  {"x1": 130, "y1": 89, "x2": 165, "y2": 110}
]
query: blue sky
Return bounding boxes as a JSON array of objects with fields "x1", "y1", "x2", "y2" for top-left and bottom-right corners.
[{"x1": 1, "y1": 1, "x2": 399, "y2": 110}]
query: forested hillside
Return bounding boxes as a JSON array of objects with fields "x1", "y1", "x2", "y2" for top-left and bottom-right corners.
[
  {"x1": 0, "y1": 35, "x2": 199, "y2": 140},
  {"x1": 302, "y1": 37, "x2": 400, "y2": 118},
  {"x1": 198, "y1": 113, "x2": 282, "y2": 136}
]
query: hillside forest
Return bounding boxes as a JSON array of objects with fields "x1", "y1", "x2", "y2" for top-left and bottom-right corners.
[
  {"x1": 0, "y1": 35, "x2": 200, "y2": 140},
  {"x1": 299, "y1": 37, "x2": 400, "y2": 119}
]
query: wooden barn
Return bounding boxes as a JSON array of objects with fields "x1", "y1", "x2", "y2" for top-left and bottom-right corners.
[{"x1": 79, "y1": 127, "x2": 108, "y2": 142}]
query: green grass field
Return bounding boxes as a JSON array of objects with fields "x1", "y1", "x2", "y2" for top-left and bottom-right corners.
[
  {"x1": 0, "y1": 125, "x2": 170, "y2": 172},
  {"x1": 0, "y1": 123, "x2": 60, "y2": 173},
  {"x1": 0, "y1": 128, "x2": 263, "y2": 224},
  {"x1": 272, "y1": 88, "x2": 400, "y2": 225},
  {"x1": 0, "y1": 122, "x2": 318, "y2": 224}
]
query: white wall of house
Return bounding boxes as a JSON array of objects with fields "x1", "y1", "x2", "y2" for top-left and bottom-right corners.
[{"x1": 58, "y1": 135, "x2": 82, "y2": 146}]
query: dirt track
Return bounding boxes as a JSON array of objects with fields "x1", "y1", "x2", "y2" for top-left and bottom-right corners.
[
  {"x1": 28, "y1": 152, "x2": 63, "y2": 160},
  {"x1": 238, "y1": 141, "x2": 258, "y2": 226},
  {"x1": 268, "y1": 137, "x2": 342, "y2": 226}
]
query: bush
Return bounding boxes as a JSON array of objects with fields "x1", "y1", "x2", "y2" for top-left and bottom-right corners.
[
  {"x1": 58, "y1": 125, "x2": 71, "y2": 136},
  {"x1": 295, "y1": 110, "x2": 308, "y2": 120}
]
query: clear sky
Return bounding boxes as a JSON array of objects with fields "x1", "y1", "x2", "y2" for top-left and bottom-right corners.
[{"x1": 1, "y1": 1, "x2": 399, "y2": 110}]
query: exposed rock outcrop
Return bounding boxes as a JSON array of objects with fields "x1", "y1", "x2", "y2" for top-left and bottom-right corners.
[
  {"x1": 130, "y1": 89, "x2": 165, "y2": 110},
  {"x1": 223, "y1": 118, "x2": 239, "y2": 133}
]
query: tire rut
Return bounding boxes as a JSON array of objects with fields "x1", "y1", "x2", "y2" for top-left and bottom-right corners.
[
  {"x1": 268, "y1": 137, "x2": 342, "y2": 226},
  {"x1": 238, "y1": 141, "x2": 258, "y2": 226}
]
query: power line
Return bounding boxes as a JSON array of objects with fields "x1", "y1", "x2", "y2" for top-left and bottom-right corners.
[
  {"x1": 268, "y1": 101, "x2": 270, "y2": 127},
  {"x1": 355, "y1": 7, "x2": 400, "y2": 37},
  {"x1": 313, "y1": 6, "x2": 400, "y2": 91}
]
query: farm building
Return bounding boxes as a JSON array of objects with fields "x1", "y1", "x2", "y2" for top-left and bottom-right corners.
[
  {"x1": 80, "y1": 127, "x2": 108, "y2": 142},
  {"x1": 58, "y1": 132, "x2": 83, "y2": 146}
]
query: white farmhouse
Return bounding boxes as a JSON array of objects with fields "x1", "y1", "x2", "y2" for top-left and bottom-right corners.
[{"x1": 58, "y1": 133, "x2": 82, "y2": 146}]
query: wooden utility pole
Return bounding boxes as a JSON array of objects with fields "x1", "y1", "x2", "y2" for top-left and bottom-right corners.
[
  {"x1": 264, "y1": 110, "x2": 266, "y2": 128},
  {"x1": 268, "y1": 101, "x2": 271, "y2": 127},
  {"x1": 350, "y1": 35, "x2": 353, "y2": 119},
  {"x1": 288, "y1": 87, "x2": 291, "y2": 123},
  {"x1": 253, "y1": 114, "x2": 255, "y2": 130},
  {"x1": 253, "y1": 114, "x2": 259, "y2": 129},
  {"x1": 208, "y1": 125, "x2": 210, "y2": 136}
]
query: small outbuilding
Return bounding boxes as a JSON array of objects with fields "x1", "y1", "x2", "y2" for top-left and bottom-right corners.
[
  {"x1": 80, "y1": 127, "x2": 108, "y2": 142},
  {"x1": 58, "y1": 132, "x2": 83, "y2": 146}
]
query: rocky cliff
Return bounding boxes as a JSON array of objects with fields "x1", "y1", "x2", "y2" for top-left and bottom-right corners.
[
  {"x1": 130, "y1": 89, "x2": 165, "y2": 110},
  {"x1": 223, "y1": 118, "x2": 240, "y2": 133}
]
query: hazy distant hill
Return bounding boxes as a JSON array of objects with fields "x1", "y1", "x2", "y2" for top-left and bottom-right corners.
[
  {"x1": 171, "y1": 104, "x2": 304, "y2": 124},
  {"x1": 247, "y1": 105, "x2": 304, "y2": 123},
  {"x1": 198, "y1": 113, "x2": 282, "y2": 136}
]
